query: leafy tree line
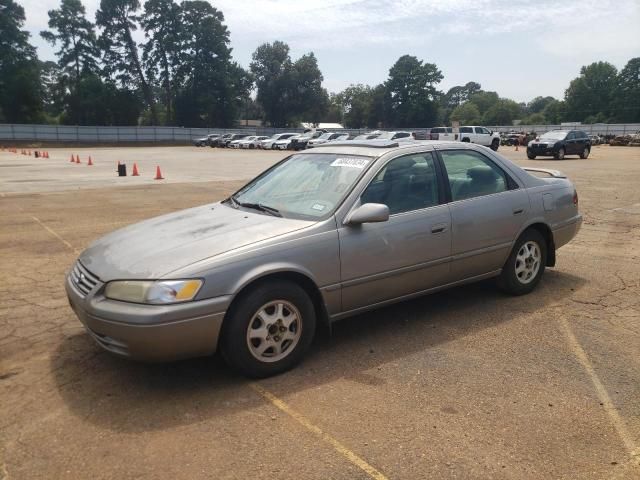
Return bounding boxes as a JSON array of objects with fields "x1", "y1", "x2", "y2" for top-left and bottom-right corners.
[{"x1": 1, "y1": 0, "x2": 638, "y2": 127}]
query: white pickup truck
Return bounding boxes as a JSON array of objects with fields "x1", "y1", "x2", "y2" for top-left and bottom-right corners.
[
  {"x1": 430, "y1": 126, "x2": 501, "y2": 151},
  {"x1": 458, "y1": 126, "x2": 501, "y2": 151}
]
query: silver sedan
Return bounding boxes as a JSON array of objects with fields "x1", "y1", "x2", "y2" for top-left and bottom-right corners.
[{"x1": 66, "y1": 140, "x2": 582, "y2": 377}]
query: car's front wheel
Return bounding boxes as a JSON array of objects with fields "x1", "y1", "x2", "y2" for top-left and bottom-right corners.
[
  {"x1": 497, "y1": 229, "x2": 547, "y2": 295},
  {"x1": 579, "y1": 147, "x2": 590, "y2": 159},
  {"x1": 554, "y1": 148, "x2": 565, "y2": 160},
  {"x1": 221, "y1": 281, "x2": 316, "y2": 378}
]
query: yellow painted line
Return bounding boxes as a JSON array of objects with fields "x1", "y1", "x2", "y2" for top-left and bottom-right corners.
[
  {"x1": 31, "y1": 216, "x2": 79, "y2": 255},
  {"x1": 250, "y1": 383, "x2": 389, "y2": 480},
  {"x1": 559, "y1": 316, "x2": 637, "y2": 456}
]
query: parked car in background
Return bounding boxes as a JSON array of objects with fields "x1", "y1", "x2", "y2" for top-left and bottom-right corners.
[
  {"x1": 274, "y1": 134, "x2": 303, "y2": 150},
  {"x1": 411, "y1": 131, "x2": 429, "y2": 140},
  {"x1": 291, "y1": 129, "x2": 328, "y2": 150},
  {"x1": 210, "y1": 133, "x2": 233, "y2": 147},
  {"x1": 193, "y1": 134, "x2": 220, "y2": 147},
  {"x1": 527, "y1": 130, "x2": 591, "y2": 160},
  {"x1": 221, "y1": 134, "x2": 249, "y2": 148},
  {"x1": 429, "y1": 127, "x2": 457, "y2": 141},
  {"x1": 307, "y1": 132, "x2": 350, "y2": 148},
  {"x1": 240, "y1": 136, "x2": 269, "y2": 149},
  {"x1": 375, "y1": 131, "x2": 413, "y2": 141},
  {"x1": 589, "y1": 135, "x2": 602, "y2": 145},
  {"x1": 66, "y1": 140, "x2": 582, "y2": 377},
  {"x1": 230, "y1": 136, "x2": 251, "y2": 149},
  {"x1": 353, "y1": 132, "x2": 382, "y2": 140},
  {"x1": 458, "y1": 126, "x2": 501, "y2": 151},
  {"x1": 260, "y1": 133, "x2": 298, "y2": 150}
]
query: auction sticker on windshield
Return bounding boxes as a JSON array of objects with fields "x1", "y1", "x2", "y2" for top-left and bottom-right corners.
[{"x1": 330, "y1": 157, "x2": 370, "y2": 169}]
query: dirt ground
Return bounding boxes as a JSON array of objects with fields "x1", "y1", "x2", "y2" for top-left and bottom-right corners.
[{"x1": 1, "y1": 144, "x2": 639, "y2": 479}]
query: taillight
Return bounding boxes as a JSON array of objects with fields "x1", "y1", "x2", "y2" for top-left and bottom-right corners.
[{"x1": 573, "y1": 190, "x2": 579, "y2": 206}]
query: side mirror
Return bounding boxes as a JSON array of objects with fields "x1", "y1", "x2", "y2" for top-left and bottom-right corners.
[{"x1": 345, "y1": 203, "x2": 390, "y2": 225}]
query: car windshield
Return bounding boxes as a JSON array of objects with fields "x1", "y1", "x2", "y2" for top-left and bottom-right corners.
[
  {"x1": 232, "y1": 153, "x2": 373, "y2": 220},
  {"x1": 541, "y1": 131, "x2": 568, "y2": 140},
  {"x1": 317, "y1": 133, "x2": 332, "y2": 140}
]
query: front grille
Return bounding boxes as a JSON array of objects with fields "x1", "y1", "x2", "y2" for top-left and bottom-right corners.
[{"x1": 70, "y1": 261, "x2": 100, "y2": 297}]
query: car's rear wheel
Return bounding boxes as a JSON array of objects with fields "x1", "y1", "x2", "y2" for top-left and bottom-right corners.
[
  {"x1": 554, "y1": 148, "x2": 565, "y2": 160},
  {"x1": 221, "y1": 281, "x2": 316, "y2": 378},
  {"x1": 579, "y1": 147, "x2": 590, "y2": 159},
  {"x1": 497, "y1": 229, "x2": 547, "y2": 295},
  {"x1": 462, "y1": 137, "x2": 470, "y2": 143},
  {"x1": 527, "y1": 152, "x2": 536, "y2": 159},
  {"x1": 490, "y1": 139, "x2": 499, "y2": 151}
]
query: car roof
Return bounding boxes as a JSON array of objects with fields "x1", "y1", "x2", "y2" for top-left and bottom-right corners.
[{"x1": 306, "y1": 139, "x2": 466, "y2": 157}]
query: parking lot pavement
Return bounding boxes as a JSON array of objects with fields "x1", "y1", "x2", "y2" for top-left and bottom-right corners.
[{"x1": 1, "y1": 145, "x2": 639, "y2": 479}]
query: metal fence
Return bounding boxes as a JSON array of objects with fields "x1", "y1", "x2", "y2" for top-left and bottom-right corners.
[{"x1": 1, "y1": 123, "x2": 638, "y2": 144}]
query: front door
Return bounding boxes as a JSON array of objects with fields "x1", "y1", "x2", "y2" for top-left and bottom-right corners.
[{"x1": 338, "y1": 152, "x2": 451, "y2": 313}]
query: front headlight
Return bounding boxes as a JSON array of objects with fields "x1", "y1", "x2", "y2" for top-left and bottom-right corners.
[{"x1": 104, "y1": 279, "x2": 203, "y2": 304}]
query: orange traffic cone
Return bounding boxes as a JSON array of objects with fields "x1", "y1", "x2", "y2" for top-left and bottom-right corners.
[
  {"x1": 45, "y1": 151, "x2": 49, "y2": 158},
  {"x1": 70, "y1": 154, "x2": 75, "y2": 163},
  {"x1": 154, "y1": 166, "x2": 164, "y2": 180},
  {"x1": 75, "y1": 154, "x2": 80, "y2": 164},
  {"x1": 132, "y1": 163, "x2": 139, "y2": 176},
  {"x1": 87, "y1": 156, "x2": 93, "y2": 166},
  {"x1": 515, "y1": 143, "x2": 519, "y2": 152}
]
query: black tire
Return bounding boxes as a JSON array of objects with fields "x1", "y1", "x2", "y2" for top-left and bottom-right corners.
[
  {"x1": 490, "y1": 139, "x2": 499, "y2": 151},
  {"x1": 579, "y1": 147, "x2": 590, "y2": 159},
  {"x1": 462, "y1": 137, "x2": 470, "y2": 143},
  {"x1": 527, "y1": 153, "x2": 536, "y2": 159},
  {"x1": 220, "y1": 281, "x2": 316, "y2": 378},
  {"x1": 497, "y1": 229, "x2": 547, "y2": 295},
  {"x1": 554, "y1": 148, "x2": 565, "y2": 160}
]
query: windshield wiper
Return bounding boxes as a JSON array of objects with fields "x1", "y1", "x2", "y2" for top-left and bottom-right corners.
[{"x1": 233, "y1": 197, "x2": 282, "y2": 217}]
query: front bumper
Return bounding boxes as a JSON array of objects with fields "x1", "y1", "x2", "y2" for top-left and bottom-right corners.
[
  {"x1": 65, "y1": 273, "x2": 230, "y2": 362},
  {"x1": 527, "y1": 144, "x2": 557, "y2": 156}
]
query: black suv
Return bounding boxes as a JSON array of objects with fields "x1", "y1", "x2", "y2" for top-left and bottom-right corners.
[{"x1": 527, "y1": 130, "x2": 591, "y2": 160}]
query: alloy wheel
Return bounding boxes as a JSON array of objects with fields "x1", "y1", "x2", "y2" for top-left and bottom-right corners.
[
  {"x1": 246, "y1": 300, "x2": 302, "y2": 363},
  {"x1": 515, "y1": 241, "x2": 541, "y2": 284}
]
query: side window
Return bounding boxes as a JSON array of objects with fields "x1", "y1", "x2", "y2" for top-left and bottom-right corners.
[
  {"x1": 566, "y1": 132, "x2": 575, "y2": 140},
  {"x1": 459, "y1": 127, "x2": 473, "y2": 134},
  {"x1": 474, "y1": 127, "x2": 485, "y2": 134},
  {"x1": 393, "y1": 132, "x2": 410, "y2": 139},
  {"x1": 361, "y1": 153, "x2": 439, "y2": 215},
  {"x1": 440, "y1": 150, "x2": 508, "y2": 201}
]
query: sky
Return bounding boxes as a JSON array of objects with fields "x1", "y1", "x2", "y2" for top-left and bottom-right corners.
[{"x1": 20, "y1": 0, "x2": 640, "y2": 103}]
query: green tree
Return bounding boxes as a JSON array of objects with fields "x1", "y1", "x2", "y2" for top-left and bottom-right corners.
[
  {"x1": 542, "y1": 99, "x2": 565, "y2": 124},
  {"x1": 613, "y1": 57, "x2": 640, "y2": 122},
  {"x1": 334, "y1": 84, "x2": 373, "y2": 128},
  {"x1": 0, "y1": 0, "x2": 43, "y2": 122},
  {"x1": 174, "y1": 1, "x2": 250, "y2": 127},
  {"x1": 450, "y1": 102, "x2": 481, "y2": 125},
  {"x1": 482, "y1": 98, "x2": 522, "y2": 125},
  {"x1": 250, "y1": 40, "x2": 294, "y2": 127},
  {"x1": 385, "y1": 55, "x2": 443, "y2": 127},
  {"x1": 41, "y1": 0, "x2": 102, "y2": 124},
  {"x1": 521, "y1": 112, "x2": 546, "y2": 125},
  {"x1": 468, "y1": 90, "x2": 499, "y2": 116},
  {"x1": 290, "y1": 53, "x2": 327, "y2": 124},
  {"x1": 40, "y1": 0, "x2": 99, "y2": 83},
  {"x1": 564, "y1": 61, "x2": 618, "y2": 122},
  {"x1": 527, "y1": 96, "x2": 555, "y2": 114},
  {"x1": 141, "y1": 0, "x2": 182, "y2": 124},
  {"x1": 97, "y1": 0, "x2": 157, "y2": 124}
]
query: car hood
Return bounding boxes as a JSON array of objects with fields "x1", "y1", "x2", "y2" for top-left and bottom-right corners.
[{"x1": 79, "y1": 203, "x2": 313, "y2": 281}]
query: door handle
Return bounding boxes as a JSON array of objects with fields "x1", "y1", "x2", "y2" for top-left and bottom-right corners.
[
  {"x1": 513, "y1": 208, "x2": 524, "y2": 215},
  {"x1": 431, "y1": 224, "x2": 448, "y2": 234}
]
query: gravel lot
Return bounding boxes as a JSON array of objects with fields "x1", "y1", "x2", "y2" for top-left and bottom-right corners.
[{"x1": 1, "y1": 144, "x2": 639, "y2": 479}]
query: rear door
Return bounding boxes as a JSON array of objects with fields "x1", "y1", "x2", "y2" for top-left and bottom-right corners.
[
  {"x1": 565, "y1": 131, "x2": 577, "y2": 154},
  {"x1": 437, "y1": 148, "x2": 529, "y2": 280},
  {"x1": 338, "y1": 152, "x2": 451, "y2": 312}
]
